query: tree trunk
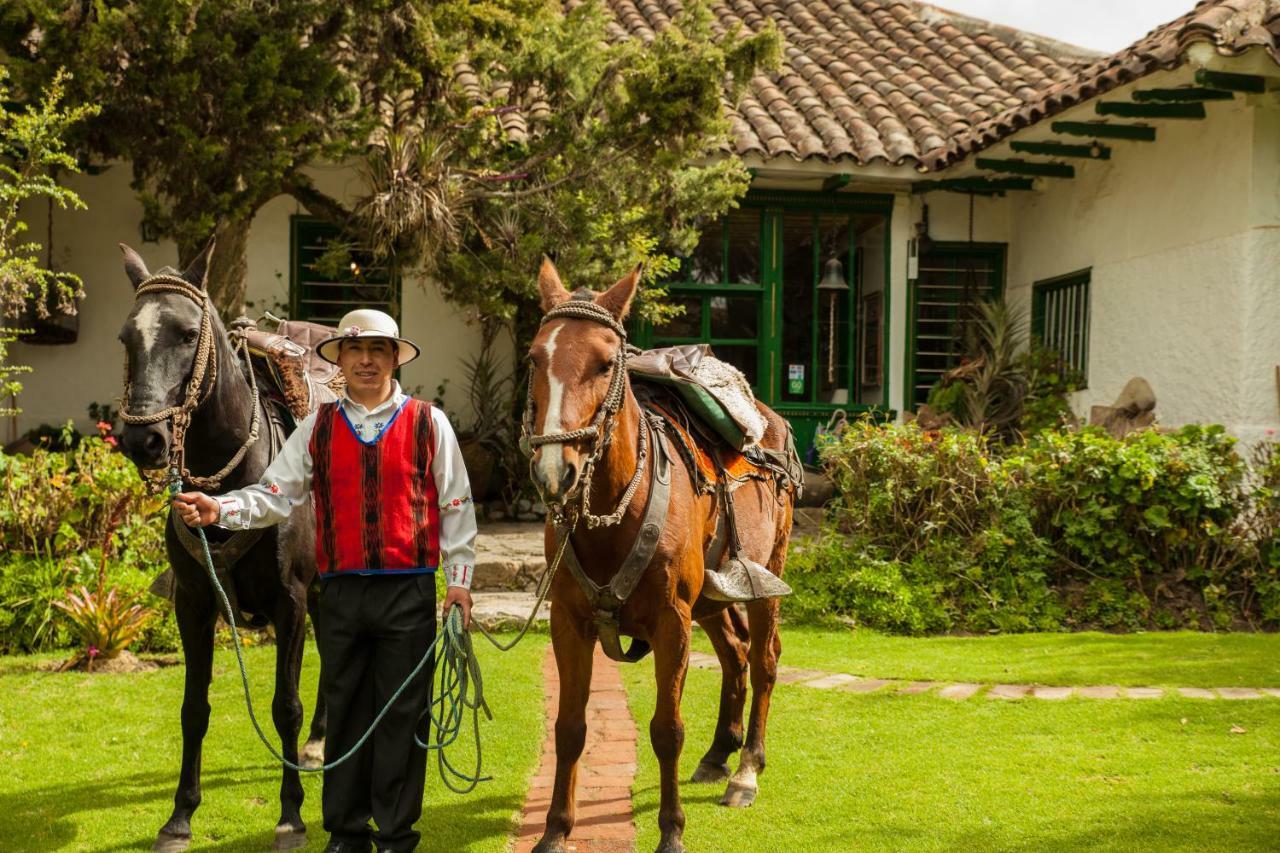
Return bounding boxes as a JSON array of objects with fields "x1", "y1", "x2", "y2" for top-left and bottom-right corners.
[{"x1": 178, "y1": 217, "x2": 251, "y2": 322}]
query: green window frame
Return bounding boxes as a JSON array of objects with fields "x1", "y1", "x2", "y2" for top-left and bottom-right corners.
[
  {"x1": 289, "y1": 216, "x2": 400, "y2": 325},
  {"x1": 906, "y1": 241, "x2": 1006, "y2": 410},
  {"x1": 1032, "y1": 269, "x2": 1091, "y2": 386}
]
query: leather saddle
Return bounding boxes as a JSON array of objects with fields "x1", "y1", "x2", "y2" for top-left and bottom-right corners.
[{"x1": 243, "y1": 317, "x2": 346, "y2": 422}]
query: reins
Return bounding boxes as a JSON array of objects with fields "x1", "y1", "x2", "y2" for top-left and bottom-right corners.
[
  {"x1": 119, "y1": 274, "x2": 260, "y2": 491},
  {"x1": 520, "y1": 298, "x2": 647, "y2": 529}
]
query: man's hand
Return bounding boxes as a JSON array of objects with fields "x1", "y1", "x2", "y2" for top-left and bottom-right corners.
[
  {"x1": 443, "y1": 586, "x2": 473, "y2": 630},
  {"x1": 172, "y1": 492, "x2": 219, "y2": 527}
]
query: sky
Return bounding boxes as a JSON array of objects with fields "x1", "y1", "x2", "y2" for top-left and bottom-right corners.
[{"x1": 926, "y1": 0, "x2": 1202, "y2": 52}]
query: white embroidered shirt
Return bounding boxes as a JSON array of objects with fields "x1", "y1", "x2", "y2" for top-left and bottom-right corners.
[{"x1": 213, "y1": 381, "x2": 477, "y2": 588}]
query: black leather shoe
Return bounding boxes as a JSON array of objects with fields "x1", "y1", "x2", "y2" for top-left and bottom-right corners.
[{"x1": 322, "y1": 840, "x2": 372, "y2": 853}]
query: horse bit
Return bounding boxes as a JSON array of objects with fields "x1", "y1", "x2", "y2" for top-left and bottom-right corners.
[{"x1": 118, "y1": 273, "x2": 261, "y2": 491}]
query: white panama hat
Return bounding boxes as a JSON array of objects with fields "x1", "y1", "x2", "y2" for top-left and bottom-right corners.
[{"x1": 316, "y1": 308, "x2": 421, "y2": 366}]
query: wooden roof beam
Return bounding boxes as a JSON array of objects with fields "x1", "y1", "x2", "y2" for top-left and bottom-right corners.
[
  {"x1": 1050, "y1": 121, "x2": 1156, "y2": 141},
  {"x1": 1010, "y1": 140, "x2": 1110, "y2": 160},
  {"x1": 976, "y1": 158, "x2": 1074, "y2": 179},
  {"x1": 1132, "y1": 87, "x2": 1234, "y2": 102},
  {"x1": 1096, "y1": 101, "x2": 1206, "y2": 119}
]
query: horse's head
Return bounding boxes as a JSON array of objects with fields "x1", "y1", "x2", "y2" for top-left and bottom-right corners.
[
  {"x1": 116, "y1": 241, "x2": 216, "y2": 470},
  {"x1": 527, "y1": 257, "x2": 641, "y2": 503}
]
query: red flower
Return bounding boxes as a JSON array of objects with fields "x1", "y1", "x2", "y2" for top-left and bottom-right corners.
[
  {"x1": 96, "y1": 420, "x2": 112, "y2": 434},
  {"x1": 104, "y1": 436, "x2": 118, "y2": 448}
]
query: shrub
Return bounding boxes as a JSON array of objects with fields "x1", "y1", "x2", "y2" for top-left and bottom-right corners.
[
  {"x1": 801, "y1": 419, "x2": 1276, "y2": 633},
  {"x1": 0, "y1": 431, "x2": 174, "y2": 654}
]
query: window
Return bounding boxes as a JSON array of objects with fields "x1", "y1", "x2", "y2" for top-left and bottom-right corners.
[
  {"x1": 909, "y1": 243, "x2": 1005, "y2": 409},
  {"x1": 649, "y1": 208, "x2": 764, "y2": 388},
  {"x1": 289, "y1": 217, "x2": 399, "y2": 325},
  {"x1": 1033, "y1": 269, "x2": 1091, "y2": 385}
]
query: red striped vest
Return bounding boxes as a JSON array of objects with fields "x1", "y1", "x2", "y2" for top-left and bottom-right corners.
[{"x1": 309, "y1": 397, "x2": 440, "y2": 577}]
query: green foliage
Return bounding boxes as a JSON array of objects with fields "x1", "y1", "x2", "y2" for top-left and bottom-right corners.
[
  {"x1": 54, "y1": 585, "x2": 152, "y2": 664},
  {"x1": 0, "y1": 68, "x2": 98, "y2": 413},
  {"x1": 800, "y1": 419, "x2": 1280, "y2": 634},
  {"x1": 0, "y1": 433, "x2": 173, "y2": 654},
  {"x1": 1019, "y1": 340, "x2": 1083, "y2": 434}
]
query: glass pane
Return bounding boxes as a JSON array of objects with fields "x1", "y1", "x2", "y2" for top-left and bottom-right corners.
[
  {"x1": 780, "y1": 213, "x2": 815, "y2": 403},
  {"x1": 709, "y1": 295, "x2": 758, "y2": 339},
  {"x1": 726, "y1": 209, "x2": 761, "y2": 285},
  {"x1": 654, "y1": 295, "x2": 702, "y2": 338},
  {"x1": 687, "y1": 221, "x2": 723, "y2": 284},
  {"x1": 816, "y1": 215, "x2": 852, "y2": 403},
  {"x1": 713, "y1": 344, "x2": 759, "y2": 388}
]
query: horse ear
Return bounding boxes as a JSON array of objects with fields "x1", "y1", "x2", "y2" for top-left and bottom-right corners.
[
  {"x1": 537, "y1": 256, "x2": 571, "y2": 313},
  {"x1": 119, "y1": 243, "x2": 151, "y2": 289},
  {"x1": 182, "y1": 237, "x2": 216, "y2": 290},
  {"x1": 596, "y1": 263, "x2": 643, "y2": 322}
]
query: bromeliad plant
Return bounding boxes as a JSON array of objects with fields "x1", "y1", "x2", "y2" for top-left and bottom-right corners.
[{"x1": 53, "y1": 496, "x2": 153, "y2": 669}]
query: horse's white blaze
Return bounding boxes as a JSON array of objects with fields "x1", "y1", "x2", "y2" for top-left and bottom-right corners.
[
  {"x1": 536, "y1": 324, "x2": 568, "y2": 493},
  {"x1": 134, "y1": 302, "x2": 162, "y2": 354}
]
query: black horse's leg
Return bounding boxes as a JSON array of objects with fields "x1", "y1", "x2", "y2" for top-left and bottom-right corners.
[
  {"x1": 271, "y1": 580, "x2": 309, "y2": 850},
  {"x1": 691, "y1": 607, "x2": 748, "y2": 784},
  {"x1": 155, "y1": 591, "x2": 216, "y2": 853},
  {"x1": 301, "y1": 582, "x2": 326, "y2": 767}
]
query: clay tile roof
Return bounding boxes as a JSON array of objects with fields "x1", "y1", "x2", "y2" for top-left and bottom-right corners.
[
  {"x1": 928, "y1": 0, "x2": 1280, "y2": 169},
  {"x1": 641, "y1": 0, "x2": 1099, "y2": 167}
]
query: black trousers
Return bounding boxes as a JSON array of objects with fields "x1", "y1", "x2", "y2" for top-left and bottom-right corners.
[{"x1": 317, "y1": 572, "x2": 437, "y2": 852}]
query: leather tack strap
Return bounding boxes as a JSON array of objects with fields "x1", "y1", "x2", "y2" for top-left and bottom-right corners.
[{"x1": 561, "y1": 420, "x2": 672, "y2": 663}]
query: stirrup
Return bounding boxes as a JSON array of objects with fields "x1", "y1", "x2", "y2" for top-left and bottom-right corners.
[{"x1": 702, "y1": 554, "x2": 792, "y2": 603}]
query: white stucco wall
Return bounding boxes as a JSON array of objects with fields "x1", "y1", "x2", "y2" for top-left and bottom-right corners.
[
  {"x1": 991, "y1": 67, "x2": 1274, "y2": 440},
  {"x1": 6, "y1": 163, "x2": 497, "y2": 441}
]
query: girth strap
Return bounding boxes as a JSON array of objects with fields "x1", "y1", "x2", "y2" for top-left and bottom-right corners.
[{"x1": 561, "y1": 419, "x2": 672, "y2": 663}]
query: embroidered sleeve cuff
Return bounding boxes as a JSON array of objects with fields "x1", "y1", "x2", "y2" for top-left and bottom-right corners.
[
  {"x1": 445, "y1": 564, "x2": 473, "y2": 589},
  {"x1": 216, "y1": 497, "x2": 250, "y2": 530},
  {"x1": 440, "y1": 495, "x2": 473, "y2": 512}
]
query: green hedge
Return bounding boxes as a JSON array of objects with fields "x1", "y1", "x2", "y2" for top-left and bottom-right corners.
[
  {"x1": 0, "y1": 434, "x2": 178, "y2": 654},
  {"x1": 786, "y1": 421, "x2": 1280, "y2": 634}
]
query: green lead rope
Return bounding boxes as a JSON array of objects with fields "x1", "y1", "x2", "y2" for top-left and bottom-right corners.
[{"x1": 168, "y1": 474, "x2": 508, "y2": 791}]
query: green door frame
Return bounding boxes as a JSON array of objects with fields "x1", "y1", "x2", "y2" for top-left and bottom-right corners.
[
  {"x1": 904, "y1": 240, "x2": 1007, "y2": 412},
  {"x1": 637, "y1": 189, "x2": 896, "y2": 455}
]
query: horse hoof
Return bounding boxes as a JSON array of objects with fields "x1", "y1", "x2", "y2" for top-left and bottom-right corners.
[
  {"x1": 273, "y1": 825, "x2": 307, "y2": 851},
  {"x1": 656, "y1": 837, "x2": 686, "y2": 853},
  {"x1": 532, "y1": 837, "x2": 567, "y2": 853},
  {"x1": 720, "y1": 781, "x2": 758, "y2": 808},
  {"x1": 153, "y1": 832, "x2": 191, "y2": 853},
  {"x1": 690, "y1": 760, "x2": 732, "y2": 784},
  {"x1": 300, "y1": 738, "x2": 325, "y2": 768}
]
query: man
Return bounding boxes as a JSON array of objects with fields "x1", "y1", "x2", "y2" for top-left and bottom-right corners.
[{"x1": 173, "y1": 308, "x2": 476, "y2": 853}]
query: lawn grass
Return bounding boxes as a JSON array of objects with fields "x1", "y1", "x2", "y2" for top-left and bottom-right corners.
[
  {"x1": 694, "y1": 626, "x2": 1280, "y2": 688},
  {"x1": 623, "y1": 659, "x2": 1280, "y2": 852},
  {"x1": 0, "y1": 634, "x2": 547, "y2": 852}
]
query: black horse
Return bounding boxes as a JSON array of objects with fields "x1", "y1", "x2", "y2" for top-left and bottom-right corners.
[{"x1": 116, "y1": 242, "x2": 325, "y2": 852}]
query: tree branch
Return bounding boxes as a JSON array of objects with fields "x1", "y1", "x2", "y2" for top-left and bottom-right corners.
[{"x1": 282, "y1": 173, "x2": 354, "y2": 228}]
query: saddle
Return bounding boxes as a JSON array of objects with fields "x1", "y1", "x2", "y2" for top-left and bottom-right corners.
[
  {"x1": 627, "y1": 344, "x2": 767, "y2": 449},
  {"x1": 632, "y1": 363, "x2": 801, "y2": 604},
  {"x1": 242, "y1": 316, "x2": 346, "y2": 422}
]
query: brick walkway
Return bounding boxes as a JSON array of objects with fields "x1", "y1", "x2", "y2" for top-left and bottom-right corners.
[
  {"x1": 514, "y1": 645, "x2": 638, "y2": 852},
  {"x1": 688, "y1": 652, "x2": 1280, "y2": 701}
]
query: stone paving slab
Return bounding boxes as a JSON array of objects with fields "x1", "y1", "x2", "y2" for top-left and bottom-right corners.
[
  {"x1": 988, "y1": 684, "x2": 1031, "y2": 699},
  {"x1": 1077, "y1": 685, "x2": 1121, "y2": 699},
  {"x1": 776, "y1": 667, "x2": 832, "y2": 684},
  {"x1": 803, "y1": 673, "x2": 863, "y2": 690},
  {"x1": 1123, "y1": 687, "x2": 1164, "y2": 700},
  {"x1": 474, "y1": 522, "x2": 546, "y2": 592},
  {"x1": 1217, "y1": 687, "x2": 1263, "y2": 699},
  {"x1": 1032, "y1": 686, "x2": 1073, "y2": 700},
  {"x1": 469, "y1": 591, "x2": 549, "y2": 631},
  {"x1": 938, "y1": 683, "x2": 984, "y2": 700},
  {"x1": 898, "y1": 681, "x2": 942, "y2": 695},
  {"x1": 1178, "y1": 688, "x2": 1217, "y2": 699}
]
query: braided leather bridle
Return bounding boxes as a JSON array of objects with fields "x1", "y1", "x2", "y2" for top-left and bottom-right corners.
[
  {"x1": 520, "y1": 298, "x2": 649, "y2": 529},
  {"x1": 118, "y1": 273, "x2": 260, "y2": 491}
]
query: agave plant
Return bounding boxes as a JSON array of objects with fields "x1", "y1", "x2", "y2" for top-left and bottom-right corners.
[{"x1": 929, "y1": 298, "x2": 1030, "y2": 442}]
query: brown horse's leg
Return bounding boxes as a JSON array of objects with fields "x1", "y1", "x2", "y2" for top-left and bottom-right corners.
[
  {"x1": 651, "y1": 607, "x2": 692, "y2": 853},
  {"x1": 533, "y1": 612, "x2": 595, "y2": 853},
  {"x1": 301, "y1": 582, "x2": 326, "y2": 768},
  {"x1": 155, "y1": 592, "x2": 216, "y2": 852},
  {"x1": 690, "y1": 607, "x2": 748, "y2": 784},
  {"x1": 721, "y1": 596, "x2": 780, "y2": 809},
  {"x1": 270, "y1": 581, "x2": 309, "y2": 850}
]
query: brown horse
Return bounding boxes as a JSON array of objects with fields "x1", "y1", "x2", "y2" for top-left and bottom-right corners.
[{"x1": 526, "y1": 259, "x2": 796, "y2": 853}]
